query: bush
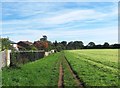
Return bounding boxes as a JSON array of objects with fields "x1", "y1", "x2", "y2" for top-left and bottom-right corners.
[{"x1": 10, "y1": 51, "x2": 45, "y2": 67}]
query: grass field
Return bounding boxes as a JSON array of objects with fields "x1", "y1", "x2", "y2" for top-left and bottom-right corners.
[
  {"x1": 2, "y1": 53, "x2": 61, "y2": 86},
  {"x1": 2, "y1": 49, "x2": 119, "y2": 87},
  {"x1": 64, "y1": 49, "x2": 118, "y2": 86}
]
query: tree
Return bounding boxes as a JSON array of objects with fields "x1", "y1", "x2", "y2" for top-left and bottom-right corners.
[
  {"x1": 56, "y1": 43, "x2": 64, "y2": 52},
  {"x1": 34, "y1": 40, "x2": 48, "y2": 51},
  {"x1": 36, "y1": 35, "x2": 49, "y2": 51},
  {"x1": 47, "y1": 41, "x2": 55, "y2": 51},
  {"x1": 94, "y1": 44, "x2": 102, "y2": 49},
  {"x1": 73, "y1": 41, "x2": 84, "y2": 49},
  {"x1": 53, "y1": 40, "x2": 58, "y2": 47},
  {"x1": 61, "y1": 41, "x2": 67, "y2": 49},
  {"x1": 61, "y1": 41, "x2": 67, "y2": 46},
  {"x1": 1, "y1": 38, "x2": 11, "y2": 50},
  {"x1": 67, "y1": 41, "x2": 74, "y2": 50},
  {"x1": 110, "y1": 44, "x2": 120, "y2": 49},
  {"x1": 34, "y1": 41, "x2": 42, "y2": 50},
  {"x1": 103, "y1": 42, "x2": 109, "y2": 48},
  {"x1": 40, "y1": 35, "x2": 47, "y2": 41},
  {"x1": 43, "y1": 41, "x2": 48, "y2": 49},
  {"x1": 87, "y1": 42, "x2": 95, "y2": 48}
]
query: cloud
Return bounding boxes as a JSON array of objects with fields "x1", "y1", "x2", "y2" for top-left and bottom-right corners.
[
  {"x1": 41, "y1": 2, "x2": 118, "y2": 25},
  {"x1": 2, "y1": 2, "x2": 117, "y2": 26},
  {"x1": 42, "y1": 9, "x2": 109, "y2": 25},
  {"x1": 1, "y1": 2, "x2": 118, "y2": 45},
  {"x1": 2, "y1": 26, "x2": 118, "y2": 45}
]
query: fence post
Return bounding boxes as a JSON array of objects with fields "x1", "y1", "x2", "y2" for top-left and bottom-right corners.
[{"x1": 6, "y1": 50, "x2": 11, "y2": 67}]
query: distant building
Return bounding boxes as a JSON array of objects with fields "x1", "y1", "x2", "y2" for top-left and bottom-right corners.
[
  {"x1": 10, "y1": 40, "x2": 19, "y2": 50},
  {"x1": 17, "y1": 41, "x2": 33, "y2": 50}
]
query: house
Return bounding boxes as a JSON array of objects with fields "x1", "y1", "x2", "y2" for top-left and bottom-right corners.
[
  {"x1": 17, "y1": 41, "x2": 33, "y2": 50},
  {"x1": 10, "y1": 40, "x2": 19, "y2": 50},
  {"x1": 18, "y1": 41, "x2": 33, "y2": 46}
]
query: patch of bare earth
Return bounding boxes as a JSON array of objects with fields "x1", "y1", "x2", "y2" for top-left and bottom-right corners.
[
  {"x1": 58, "y1": 54, "x2": 84, "y2": 88},
  {"x1": 58, "y1": 63, "x2": 64, "y2": 88}
]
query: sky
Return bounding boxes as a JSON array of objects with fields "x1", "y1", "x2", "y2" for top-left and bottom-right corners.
[{"x1": 1, "y1": 2, "x2": 118, "y2": 45}]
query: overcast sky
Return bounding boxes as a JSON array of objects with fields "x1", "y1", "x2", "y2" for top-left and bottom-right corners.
[{"x1": 1, "y1": 2, "x2": 118, "y2": 45}]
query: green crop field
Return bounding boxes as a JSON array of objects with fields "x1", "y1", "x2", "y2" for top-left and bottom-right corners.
[
  {"x1": 64, "y1": 49, "x2": 119, "y2": 86},
  {"x1": 2, "y1": 49, "x2": 119, "y2": 87}
]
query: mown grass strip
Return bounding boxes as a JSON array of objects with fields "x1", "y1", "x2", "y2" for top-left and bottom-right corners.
[{"x1": 2, "y1": 53, "x2": 61, "y2": 86}]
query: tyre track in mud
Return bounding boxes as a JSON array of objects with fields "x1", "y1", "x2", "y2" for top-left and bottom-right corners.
[
  {"x1": 63, "y1": 56, "x2": 84, "y2": 88},
  {"x1": 58, "y1": 63, "x2": 64, "y2": 88},
  {"x1": 58, "y1": 53, "x2": 84, "y2": 88}
]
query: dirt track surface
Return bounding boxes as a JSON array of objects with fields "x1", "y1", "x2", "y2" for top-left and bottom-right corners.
[
  {"x1": 58, "y1": 54, "x2": 84, "y2": 88},
  {"x1": 58, "y1": 63, "x2": 64, "y2": 88},
  {"x1": 64, "y1": 56, "x2": 84, "y2": 88}
]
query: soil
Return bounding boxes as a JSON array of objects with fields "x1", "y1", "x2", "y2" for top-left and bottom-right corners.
[
  {"x1": 58, "y1": 54, "x2": 84, "y2": 88},
  {"x1": 58, "y1": 63, "x2": 64, "y2": 88}
]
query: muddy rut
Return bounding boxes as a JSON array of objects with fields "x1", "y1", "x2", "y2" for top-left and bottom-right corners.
[
  {"x1": 58, "y1": 63, "x2": 64, "y2": 88},
  {"x1": 58, "y1": 54, "x2": 84, "y2": 88}
]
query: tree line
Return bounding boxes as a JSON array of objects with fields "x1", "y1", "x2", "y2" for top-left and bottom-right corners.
[
  {"x1": 1, "y1": 36, "x2": 120, "y2": 52},
  {"x1": 53, "y1": 41, "x2": 120, "y2": 51}
]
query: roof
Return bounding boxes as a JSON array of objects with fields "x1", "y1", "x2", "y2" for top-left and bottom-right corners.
[{"x1": 18, "y1": 41, "x2": 33, "y2": 45}]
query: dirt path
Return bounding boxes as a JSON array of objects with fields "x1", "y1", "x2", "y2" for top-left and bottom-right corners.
[
  {"x1": 58, "y1": 53, "x2": 84, "y2": 88},
  {"x1": 63, "y1": 56, "x2": 84, "y2": 88},
  {"x1": 58, "y1": 63, "x2": 64, "y2": 88}
]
